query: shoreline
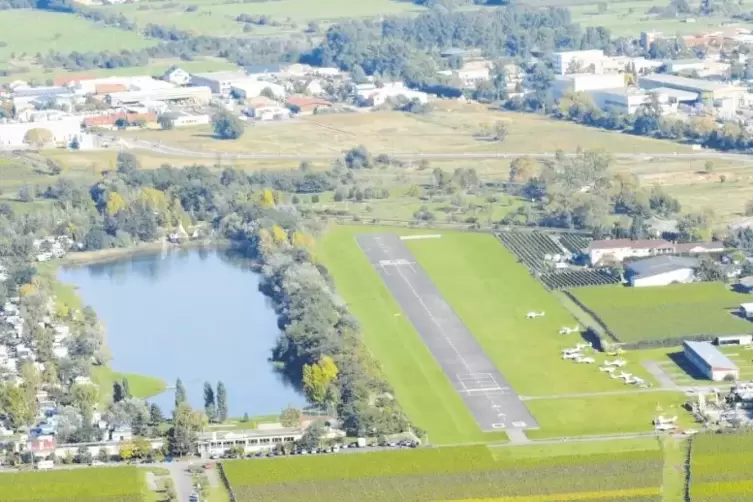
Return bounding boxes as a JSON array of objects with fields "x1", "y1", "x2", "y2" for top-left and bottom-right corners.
[{"x1": 59, "y1": 238, "x2": 226, "y2": 267}]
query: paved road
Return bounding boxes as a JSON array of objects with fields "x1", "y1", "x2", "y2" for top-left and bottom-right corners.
[
  {"x1": 357, "y1": 233, "x2": 538, "y2": 438},
  {"x1": 106, "y1": 136, "x2": 753, "y2": 162},
  {"x1": 167, "y1": 461, "x2": 196, "y2": 502}
]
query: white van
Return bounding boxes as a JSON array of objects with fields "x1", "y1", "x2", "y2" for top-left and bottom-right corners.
[{"x1": 36, "y1": 460, "x2": 54, "y2": 470}]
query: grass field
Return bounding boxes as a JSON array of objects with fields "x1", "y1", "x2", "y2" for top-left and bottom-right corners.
[
  {"x1": 689, "y1": 431, "x2": 753, "y2": 501},
  {"x1": 91, "y1": 366, "x2": 167, "y2": 406},
  {"x1": 0, "y1": 466, "x2": 148, "y2": 501},
  {"x1": 223, "y1": 443, "x2": 664, "y2": 501},
  {"x1": 0, "y1": 10, "x2": 154, "y2": 65},
  {"x1": 118, "y1": 105, "x2": 692, "y2": 156},
  {"x1": 570, "y1": 283, "x2": 753, "y2": 345},
  {"x1": 319, "y1": 226, "x2": 504, "y2": 444}
]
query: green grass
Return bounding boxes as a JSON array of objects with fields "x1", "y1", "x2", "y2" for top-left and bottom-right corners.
[
  {"x1": 524, "y1": 392, "x2": 691, "y2": 439},
  {"x1": 662, "y1": 436, "x2": 688, "y2": 502},
  {"x1": 91, "y1": 365, "x2": 167, "y2": 406},
  {"x1": 319, "y1": 226, "x2": 503, "y2": 444},
  {"x1": 405, "y1": 232, "x2": 653, "y2": 395},
  {"x1": 0, "y1": 466, "x2": 148, "y2": 501},
  {"x1": 223, "y1": 444, "x2": 664, "y2": 501},
  {"x1": 0, "y1": 10, "x2": 154, "y2": 65},
  {"x1": 570, "y1": 283, "x2": 752, "y2": 345}
]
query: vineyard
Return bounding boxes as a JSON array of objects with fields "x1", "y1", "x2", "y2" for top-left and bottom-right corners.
[
  {"x1": 540, "y1": 269, "x2": 619, "y2": 290},
  {"x1": 223, "y1": 445, "x2": 663, "y2": 502},
  {"x1": 496, "y1": 231, "x2": 566, "y2": 272},
  {"x1": 689, "y1": 431, "x2": 753, "y2": 501},
  {"x1": 559, "y1": 234, "x2": 591, "y2": 254},
  {"x1": 570, "y1": 283, "x2": 752, "y2": 346},
  {"x1": 0, "y1": 466, "x2": 147, "y2": 501}
]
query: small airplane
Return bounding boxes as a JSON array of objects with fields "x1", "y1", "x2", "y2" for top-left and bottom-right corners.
[
  {"x1": 558, "y1": 325, "x2": 580, "y2": 335},
  {"x1": 683, "y1": 429, "x2": 698, "y2": 436},
  {"x1": 562, "y1": 348, "x2": 581, "y2": 355},
  {"x1": 599, "y1": 366, "x2": 617, "y2": 373},
  {"x1": 617, "y1": 371, "x2": 633, "y2": 381},
  {"x1": 562, "y1": 352, "x2": 583, "y2": 360},
  {"x1": 575, "y1": 356, "x2": 595, "y2": 364},
  {"x1": 606, "y1": 348, "x2": 625, "y2": 356},
  {"x1": 604, "y1": 359, "x2": 627, "y2": 367},
  {"x1": 655, "y1": 423, "x2": 676, "y2": 432},
  {"x1": 527, "y1": 311, "x2": 545, "y2": 319},
  {"x1": 654, "y1": 415, "x2": 678, "y2": 425},
  {"x1": 575, "y1": 342, "x2": 592, "y2": 351}
]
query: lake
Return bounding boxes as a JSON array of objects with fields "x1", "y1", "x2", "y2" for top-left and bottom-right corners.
[{"x1": 58, "y1": 248, "x2": 307, "y2": 417}]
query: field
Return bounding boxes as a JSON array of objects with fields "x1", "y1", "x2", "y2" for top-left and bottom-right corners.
[
  {"x1": 91, "y1": 365, "x2": 167, "y2": 406},
  {"x1": 689, "y1": 431, "x2": 753, "y2": 501},
  {"x1": 223, "y1": 443, "x2": 664, "y2": 501},
  {"x1": 570, "y1": 283, "x2": 753, "y2": 346},
  {"x1": 0, "y1": 10, "x2": 154, "y2": 66},
  {"x1": 118, "y1": 105, "x2": 692, "y2": 156},
  {"x1": 0, "y1": 466, "x2": 148, "y2": 501}
]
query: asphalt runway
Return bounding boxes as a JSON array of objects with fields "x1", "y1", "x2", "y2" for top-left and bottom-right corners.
[{"x1": 357, "y1": 233, "x2": 538, "y2": 433}]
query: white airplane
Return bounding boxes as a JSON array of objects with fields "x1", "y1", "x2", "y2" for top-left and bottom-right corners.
[
  {"x1": 576, "y1": 356, "x2": 595, "y2": 364},
  {"x1": 558, "y1": 325, "x2": 580, "y2": 335},
  {"x1": 654, "y1": 415, "x2": 678, "y2": 425},
  {"x1": 655, "y1": 423, "x2": 676, "y2": 432},
  {"x1": 683, "y1": 429, "x2": 698, "y2": 436},
  {"x1": 575, "y1": 342, "x2": 592, "y2": 351},
  {"x1": 604, "y1": 359, "x2": 627, "y2": 367},
  {"x1": 632, "y1": 377, "x2": 645, "y2": 385},
  {"x1": 606, "y1": 349, "x2": 624, "y2": 356},
  {"x1": 562, "y1": 348, "x2": 581, "y2": 355},
  {"x1": 617, "y1": 371, "x2": 633, "y2": 381},
  {"x1": 562, "y1": 352, "x2": 583, "y2": 360},
  {"x1": 624, "y1": 376, "x2": 637, "y2": 385},
  {"x1": 599, "y1": 366, "x2": 617, "y2": 373},
  {"x1": 527, "y1": 311, "x2": 545, "y2": 319}
]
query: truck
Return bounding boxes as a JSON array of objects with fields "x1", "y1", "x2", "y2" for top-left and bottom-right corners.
[
  {"x1": 356, "y1": 437, "x2": 366, "y2": 448},
  {"x1": 36, "y1": 460, "x2": 54, "y2": 470}
]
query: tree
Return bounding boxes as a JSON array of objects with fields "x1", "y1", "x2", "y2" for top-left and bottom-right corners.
[
  {"x1": 113, "y1": 381, "x2": 125, "y2": 403},
  {"x1": 174, "y1": 378, "x2": 186, "y2": 409},
  {"x1": 280, "y1": 406, "x2": 302, "y2": 427},
  {"x1": 158, "y1": 114, "x2": 175, "y2": 130},
  {"x1": 298, "y1": 421, "x2": 326, "y2": 450},
  {"x1": 203, "y1": 382, "x2": 215, "y2": 422},
  {"x1": 71, "y1": 383, "x2": 98, "y2": 414},
  {"x1": 149, "y1": 403, "x2": 163, "y2": 426},
  {"x1": 508, "y1": 156, "x2": 540, "y2": 183},
  {"x1": 167, "y1": 403, "x2": 206, "y2": 457},
  {"x1": 116, "y1": 152, "x2": 141, "y2": 175},
  {"x1": 494, "y1": 122, "x2": 508, "y2": 142},
  {"x1": 18, "y1": 184, "x2": 34, "y2": 203},
  {"x1": 705, "y1": 160, "x2": 715, "y2": 173},
  {"x1": 212, "y1": 110, "x2": 244, "y2": 140},
  {"x1": 694, "y1": 256, "x2": 727, "y2": 282},
  {"x1": 302, "y1": 355, "x2": 339, "y2": 404},
  {"x1": 23, "y1": 128, "x2": 53, "y2": 148},
  {"x1": 216, "y1": 381, "x2": 228, "y2": 423},
  {"x1": 122, "y1": 378, "x2": 131, "y2": 399},
  {"x1": 118, "y1": 442, "x2": 134, "y2": 461}
]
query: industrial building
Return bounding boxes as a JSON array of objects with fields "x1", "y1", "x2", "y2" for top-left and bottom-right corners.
[
  {"x1": 550, "y1": 73, "x2": 625, "y2": 99},
  {"x1": 683, "y1": 341, "x2": 740, "y2": 381},
  {"x1": 715, "y1": 335, "x2": 753, "y2": 346},
  {"x1": 230, "y1": 80, "x2": 286, "y2": 100},
  {"x1": 190, "y1": 71, "x2": 249, "y2": 95},
  {"x1": 0, "y1": 116, "x2": 83, "y2": 148},
  {"x1": 553, "y1": 50, "x2": 607, "y2": 75},
  {"x1": 105, "y1": 86, "x2": 212, "y2": 106},
  {"x1": 624, "y1": 255, "x2": 699, "y2": 287},
  {"x1": 587, "y1": 88, "x2": 664, "y2": 115},
  {"x1": 638, "y1": 74, "x2": 746, "y2": 106}
]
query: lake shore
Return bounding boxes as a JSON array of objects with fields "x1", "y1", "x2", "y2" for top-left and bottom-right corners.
[{"x1": 60, "y1": 238, "x2": 225, "y2": 266}]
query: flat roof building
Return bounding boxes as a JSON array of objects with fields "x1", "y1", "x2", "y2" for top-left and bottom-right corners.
[
  {"x1": 683, "y1": 340, "x2": 739, "y2": 381},
  {"x1": 625, "y1": 255, "x2": 698, "y2": 287},
  {"x1": 191, "y1": 71, "x2": 249, "y2": 95},
  {"x1": 639, "y1": 74, "x2": 745, "y2": 104},
  {"x1": 553, "y1": 50, "x2": 606, "y2": 75}
]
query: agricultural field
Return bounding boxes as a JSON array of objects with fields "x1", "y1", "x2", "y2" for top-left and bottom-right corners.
[
  {"x1": 223, "y1": 443, "x2": 664, "y2": 502},
  {"x1": 570, "y1": 283, "x2": 753, "y2": 346},
  {"x1": 117, "y1": 105, "x2": 693, "y2": 157},
  {"x1": 0, "y1": 466, "x2": 148, "y2": 501},
  {"x1": 689, "y1": 431, "x2": 753, "y2": 501},
  {"x1": 540, "y1": 269, "x2": 619, "y2": 290}
]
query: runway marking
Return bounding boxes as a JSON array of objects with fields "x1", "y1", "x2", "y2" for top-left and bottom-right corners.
[{"x1": 456, "y1": 373, "x2": 503, "y2": 393}]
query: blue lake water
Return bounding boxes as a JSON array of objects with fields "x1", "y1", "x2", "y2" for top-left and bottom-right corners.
[{"x1": 58, "y1": 248, "x2": 307, "y2": 417}]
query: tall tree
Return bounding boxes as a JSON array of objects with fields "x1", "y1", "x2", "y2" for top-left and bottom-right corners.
[
  {"x1": 149, "y1": 403, "x2": 163, "y2": 426},
  {"x1": 174, "y1": 378, "x2": 186, "y2": 409},
  {"x1": 113, "y1": 381, "x2": 125, "y2": 403},
  {"x1": 122, "y1": 378, "x2": 131, "y2": 399},
  {"x1": 167, "y1": 403, "x2": 206, "y2": 457},
  {"x1": 203, "y1": 381, "x2": 215, "y2": 422},
  {"x1": 216, "y1": 381, "x2": 228, "y2": 423}
]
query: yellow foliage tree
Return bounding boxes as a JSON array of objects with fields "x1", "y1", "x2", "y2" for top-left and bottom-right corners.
[
  {"x1": 139, "y1": 187, "x2": 169, "y2": 214},
  {"x1": 260, "y1": 189, "x2": 276, "y2": 208},
  {"x1": 257, "y1": 228, "x2": 274, "y2": 255},
  {"x1": 106, "y1": 192, "x2": 127, "y2": 216},
  {"x1": 271, "y1": 225, "x2": 288, "y2": 247},
  {"x1": 291, "y1": 231, "x2": 315, "y2": 252},
  {"x1": 19, "y1": 283, "x2": 36, "y2": 297},
  {"x1": 302, "y1": 356, "x2": 339, "y2": 404}
]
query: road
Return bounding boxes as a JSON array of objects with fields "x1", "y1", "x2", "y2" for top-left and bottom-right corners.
[{"x1": 105, "y1": 136, "x2": 753, "y2": 163}]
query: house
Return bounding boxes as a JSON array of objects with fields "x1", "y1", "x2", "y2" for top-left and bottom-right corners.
[
  {"x1": 303, "y1": 78, "x2": 324, "y2": 96},
  {"x1": 109, "y1": 425, "x2": 133, "y2": 442},
  {"x1": 355, "y1": 82, "x2": 428, "y2": 107},
  {"x1": 249, "y1": 105, "x2": 291, "y2": 121},
  {"x1": 163, "y1": 67, "x2": 191, "y2": 86},
  {"x1": 739, "y1": 302, "x2": 753, "y2": 319},
  {"x1": 285, "y1": 96, "x2": 332, "y2": 115},
  {"x1": 624, "y1": 255, "x2": 699, "y2": 287},
  {"x1": 190, "y1": 71, "x2": 249, "y2": 95},
  {"x1": 675, "y1": 242, "x2": 725, "y2": 254},
  {"x1": 52, "y1": 344, "x2": 68, "y2": 359},
  {"x1": 684, "y1": 340, "x2": 740, "y2": 381},
  {"x1": 587, "y1": 239, "x2": 674, "y2": 265}
]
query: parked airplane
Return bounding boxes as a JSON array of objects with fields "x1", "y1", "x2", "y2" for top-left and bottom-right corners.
[
  {"x1": 558, "y1": 325, "x2": 580, "y2": 335},
  {"x1": 527, "y1": 311, "x2": 545, "y2": 319},
  {"x1": 604, "y1": 359, "x2": 627, "y2": 367}
]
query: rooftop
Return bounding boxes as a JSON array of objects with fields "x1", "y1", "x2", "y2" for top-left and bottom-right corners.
[
  {"x1": 588, "y1": 239, "x2": 673, "y2": 251},
  {"x1": 639, "y1": 73, "x2": 739, "y2": 93},
  {"x1": 191, "y1": 71, "x2": 248, "y2": 82},
  {"x1": 625, "y1": 255, "x2": 699, "y2": 278},
  {"x1": 648, "y1": 87, "x2": 699, "y2": 101},
  {"x1": 739, "y1": 276, "x2": 753, "y2": 288},
  {"x1": 684, "y1": 340, "x2": 739, "y2": 370},
  {"x1": 196, "y1": 427, "x2": 303, "y2": 441},
  {"x1": 675, "y1": 242, "x2": 724, "y2": 253}
]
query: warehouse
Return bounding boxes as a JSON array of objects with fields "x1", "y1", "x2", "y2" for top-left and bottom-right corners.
[
  {"x1": 105, "y1": 86, "x2": 212, "y2": 106},
  {"x1": 638, "y1": 74, "x2": 746, "y2": 105},
  {"x1": 190, "y1": 71, "x2": 249, "y2": 95},
  {"x1": 624, "y1": 255, "x2": 698, "y2": 287},
  {"x1": 550, "y1": 73, "x2": 625, "y2": 99},
  {"x1": 684, "y1": 341, "x2": 739, "y2": 381}
]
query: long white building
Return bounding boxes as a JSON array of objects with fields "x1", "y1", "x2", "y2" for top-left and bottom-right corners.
[
  {"x1": 553, "y1": 50, "x2": 607, "y2": 75},
  {"x1": 0, "y1": 117, "x2": 82, "y2": 148},
  {"x1": 551, "y1": 73, "x2": 625, "y2": 99}
]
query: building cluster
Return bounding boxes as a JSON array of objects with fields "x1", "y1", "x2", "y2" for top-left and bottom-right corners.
[{"x1": 550, "y1": 44, "x2": 753, "y2": 120}]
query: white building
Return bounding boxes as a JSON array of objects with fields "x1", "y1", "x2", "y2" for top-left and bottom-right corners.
[
  {"x1": 587, "y1": 88, "x2": 660, "y2": 115},
  {"x1": 586, "y1": 239, "x2": 675, "y2": 265},
  {"x1": 684, "y1": 341, "x2": 739, "y2": 381},
  {"x1": 0, "y1": 117, "x2": 82, "y2": 149},
  {"x1": 231, "y1": 80, "x2": 286, "y2": 100},
  {"x1": 356, "y1": 82, "x2": 428, "y2": 107},
  {"x1": 190, "y1": 71, "x2": 249, "y2": 95},
  {"x1": 553, "y1": 50, "x2": 607, "y2": 75},
  {"x1": 624, "y1": 255, "x2": 699, "y2": 287},
  {"x1": 247, "y1": 105, "x2": 291, "y2": 121},
  {"x1": 196, "y1": 428, "x2": 303, "y2": 458},
  {"x1": 171, "y1": 112, "x2": 210, "y2": 128},
  {"x1": 105, "y1": 86, "x2": 212, "y2": 106},
  {"x1": 163, "y1": 67, "x2": 191, "y2": 86},
  {"x1": 551, "y1": 73, "x2": 626, "y2": 99},
  {"x1": 639, "y1": 74, "x2": 746, "y2": 106}
]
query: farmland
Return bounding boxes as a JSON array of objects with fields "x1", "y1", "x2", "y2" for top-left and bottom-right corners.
[
  {"x1": 223, "y1": 443, "x2": 664, "y2": 502},
  {"x1": 0, "y1": 466, "x2": 148, "y2": 501},
  {"x1": 689, "y1": 432, "x2": 753, "y2": 501},
  {"x1": 570, "y1": 283, "x2": 753, "y2": 346}
]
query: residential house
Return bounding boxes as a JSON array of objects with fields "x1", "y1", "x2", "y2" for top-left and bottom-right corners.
[
  {"x1": 355, "y1": 82, "x2": 428, "y2": 107},
  {"x1": 286, "y1": 95, "x2": 332, "y2": 115},
  {"x1": 303, "y1": 78, "x2": 324, "y2": 96}
]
